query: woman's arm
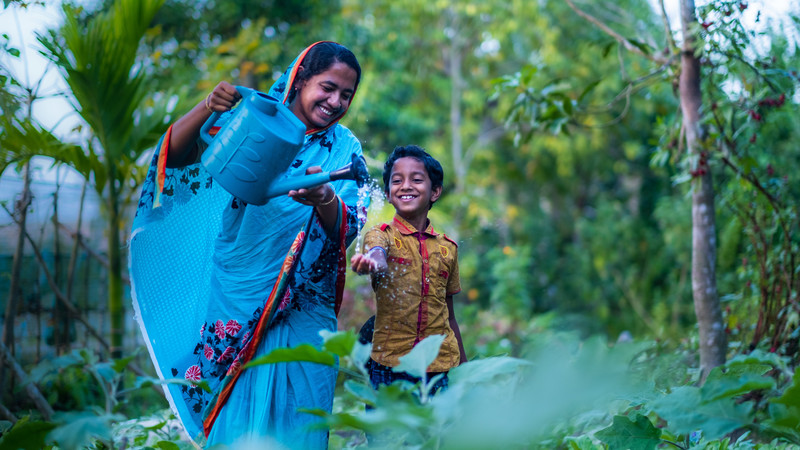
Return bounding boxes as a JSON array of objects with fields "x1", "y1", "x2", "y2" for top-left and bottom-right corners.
[
  {"x1": 287, "y1": 168, "x2": 341, "y2": 232},
  {"x1": 446, "y1": 294, "x2": 468, "y2": 365},
  {"x1": 166, "y1": 82, "x2": 241, "y2": 168}
]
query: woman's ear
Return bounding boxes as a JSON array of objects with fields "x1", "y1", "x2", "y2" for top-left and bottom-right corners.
[{"x1": 294, "y1": 66, "x2": 306, "y2": 91}]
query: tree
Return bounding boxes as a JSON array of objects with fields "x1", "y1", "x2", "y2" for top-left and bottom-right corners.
[
  {"x1": 498, "y1": 0, "x2": 799, "y2": 378},
  {"x1": 34, "y1": 0, "x2": 169, "y2": 357}
]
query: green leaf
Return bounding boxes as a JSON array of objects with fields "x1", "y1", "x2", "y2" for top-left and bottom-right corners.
[
  {"x1": 154, "y1": 441, "x2": 182, "y2": 450},
  {"x1": 48, "y1": 411, "x2": 125, "y2": 449},
  {"x1": 595, "y1": 413, "x2": 661, "y2": 450},
  {"x1": 627, "y1": 39, "x2": 652, "y2": 55},
  {"x1": 394, "y1": 335, "x2": 445, "y2": 379},
  {"x1": 320, "y1": 330, "x2": 357, "y2": 357},
  {"x1": 0, "y1": 417, "x2": 56, "y2": 450},
  {"x1": 564, "y1": 434, "x2": 603, "y2": 450},
  {"x1": 449, "y1": 356, "x2": 532, "y2": 385},
  {"x1": 700, "y1": 373, "x2": 775, "y2": 402},
  {"x1": 245, "y1": 343, "x2": 336, "y2": 368},
  {"x1": 136, "y1": 376, "x2": 211, "y2": 393},
  {"x1": 112, "y1": 352, "x2": 139, "y2": 373},
  {"x1": 344, "y1": 379, "x2": 376, "y2": 405},
  {"x1": 578, "y1": 80, "x2": 603, "y2": 103},
  {"x1": 771, "y1": 367, "x2": 800, "y2": 409},
  {"x1": 650, "y1": 386, "x2": 752, "y2": 440},
  {"x1": 763, "y1": 367, "x2": 800, "y2": 432}
]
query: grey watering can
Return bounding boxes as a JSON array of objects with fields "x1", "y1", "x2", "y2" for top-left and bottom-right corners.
[{"x1": 200, "y1": 86, "x2": 369, "y2": 205}]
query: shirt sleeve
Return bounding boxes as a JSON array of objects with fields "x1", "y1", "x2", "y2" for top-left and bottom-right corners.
[
  {"x1": 446, "y1": 245, "x2": 461, "y2": 296},
  {"x1": 363, "y1": 225, "x2": 389, "y2": 254}
]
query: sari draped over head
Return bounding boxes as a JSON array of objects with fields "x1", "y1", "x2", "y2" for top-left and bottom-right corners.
[{"x1": 129, "y1": 41, "x2": 367, "y2": 447}]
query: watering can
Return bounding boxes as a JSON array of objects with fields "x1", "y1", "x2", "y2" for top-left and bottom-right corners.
[{"x1": 200, "y1": 86, "x2": 369, "y2": 205}]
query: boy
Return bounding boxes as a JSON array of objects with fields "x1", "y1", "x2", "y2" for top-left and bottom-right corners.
[{"x1": 351, "y1": 145, "x2": 467, "y2": 395}]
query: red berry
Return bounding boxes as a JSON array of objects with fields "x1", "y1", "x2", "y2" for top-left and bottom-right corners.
[{"x1": 749, "y1": 134, "x2": 756, "y2": 143}]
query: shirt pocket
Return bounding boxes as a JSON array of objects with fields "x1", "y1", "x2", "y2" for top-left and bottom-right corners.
[{"x1": 427, "y1": 250, "x2": 450, "y2": 299}]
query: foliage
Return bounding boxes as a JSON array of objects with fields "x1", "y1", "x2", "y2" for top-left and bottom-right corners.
[
  {"x1": 230, "y1": 330, "x2": 800, "y2": 448},
  {"x1": 0, "y1": 348, "x2": 198, "y2": 449}
]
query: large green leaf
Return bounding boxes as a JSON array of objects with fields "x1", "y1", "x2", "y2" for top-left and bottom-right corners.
[
  {"x1": 448, "y1": 356, "x2": 532, "y2": 385},
  {"x1": 595, "y1": 413, "x2": 661, "y2": 450},
  {"x1": 0, "y1": 417, "x2": 56, "y2": 450},
  {"x1": 244, "y1": 343, "x2": 336, "y2": 368},
  {"x1": 650, "y1": 386, "x2": 752, "y2": 440},
  {"x1": 394, "y1": 334, "x2": 445, "y2": 380},
  {"x1": 48, "y1": 410, "x2": 125, "y2": 449}
]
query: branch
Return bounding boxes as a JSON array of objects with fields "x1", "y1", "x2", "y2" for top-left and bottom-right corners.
[
  {"x1": 564, "y1": 0, "x2": 670, "y2": 65},
  {"x1": 56, "y1": 221, "x2": 131, "y2": 286},
  {"x1": 1, "y1": 206, "x2": 161, "y2": 389},
  {"x1": 658, "y1": 0, "x2": 678, "y2": 52},
  {"x1": 0, "y1": 339, "x2": 54, "y2": 421}
]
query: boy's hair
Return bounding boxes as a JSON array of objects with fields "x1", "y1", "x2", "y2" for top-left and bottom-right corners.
[
  {"x1": 382, "y1": 145, "x2": 444, "y2": 209},
  {"x1": 287, "y1": 42, "x2": 361, "y2": 103}
]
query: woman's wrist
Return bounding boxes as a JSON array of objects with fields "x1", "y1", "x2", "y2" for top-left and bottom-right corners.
[{"x1": 316, "y1": 185, "x2": 337, "y2": 207}]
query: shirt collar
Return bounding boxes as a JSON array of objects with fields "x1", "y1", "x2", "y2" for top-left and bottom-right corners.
[{"x1": 392, "y1": 214, "x2": 438, "y2": 237}]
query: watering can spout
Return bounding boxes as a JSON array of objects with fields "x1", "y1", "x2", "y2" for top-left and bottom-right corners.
[
  {"x1": 264, "y1": 154, "x2": 370, "y2": 199},
  {"x1": 329, "y1": 154, "x2": 370, "y2": 186}
]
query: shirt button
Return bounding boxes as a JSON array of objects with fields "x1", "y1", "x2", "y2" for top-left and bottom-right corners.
[
  {"x1": 423, "y1": 259, "x2": 428, "y2": 263},
  {"x1": 377, "y1": 346, "x2": 381, "y2": 350},
  {"x1": 426, "y1": 278, "x2": 430, "y2": 283},
  {"x1": 384, "y1": 325, "x2": 389, "y2": 329}
]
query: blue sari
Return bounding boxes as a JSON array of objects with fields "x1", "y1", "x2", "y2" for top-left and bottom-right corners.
[{"x1": 129, "y1": 42, "x2": 365, "y2": 448}]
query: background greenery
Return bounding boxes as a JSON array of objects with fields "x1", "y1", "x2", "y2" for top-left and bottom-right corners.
[{"x1": 0, "y1": 0, "x2": 798, "y2": 448}]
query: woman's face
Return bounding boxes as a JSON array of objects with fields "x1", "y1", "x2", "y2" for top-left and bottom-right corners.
[{"x1": 290, "y1": 61, "x2": 358, "y2": 130}]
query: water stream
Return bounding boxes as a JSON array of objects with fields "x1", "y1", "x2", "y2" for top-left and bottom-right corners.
[{"x1": 353, "y1": 179, "x2": 385, "y2": 253}]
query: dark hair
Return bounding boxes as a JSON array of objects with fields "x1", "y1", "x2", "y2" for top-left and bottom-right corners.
[
  {"x1": 287, "y1": 42, "x2": 361, "y2": 103},
  {"x1": 382, "y1": 145, "x2": 444, "y2": 209}
]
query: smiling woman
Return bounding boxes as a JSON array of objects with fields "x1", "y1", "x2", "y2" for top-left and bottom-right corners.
[{"x1": 129, "y1": 41, "x2": 369, "y2": 449}]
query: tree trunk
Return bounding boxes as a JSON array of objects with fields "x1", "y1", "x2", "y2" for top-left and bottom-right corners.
[
  {"x1": 53, "y1": 169, "x2": 69, "y2": 354},
  {"x1": 679, "y1": 0, "x2": 726, "y2": 381},
  {"x1": 107, "y1": 168, "x2": 125, "y2": 359},
  {"x1": 2, "y1": 162, "x2": 31, "y2": 358}
]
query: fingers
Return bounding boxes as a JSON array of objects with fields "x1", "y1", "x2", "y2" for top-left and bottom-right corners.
[
  {"x1": 206, "y1": 81, "x2": 242, "y2": 113},
  {"x1": 350, "y1": 254, "x2": 378, "y2": 275}
]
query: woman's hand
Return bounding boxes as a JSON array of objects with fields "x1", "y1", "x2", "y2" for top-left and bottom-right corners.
[
  {"x1": 167, "y1": 81, "x2": 242, "y2": 168},
  {"x1": 287, "y1": 167, "x2": 335, "y2": 207},
  {"x1": 205, "y1": 81, "x2": 242, "y2": 113}
]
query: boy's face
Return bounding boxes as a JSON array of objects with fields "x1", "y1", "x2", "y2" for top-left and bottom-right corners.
[{"x1": 387, "y1": 156, "x2": 442, "y2": 223}]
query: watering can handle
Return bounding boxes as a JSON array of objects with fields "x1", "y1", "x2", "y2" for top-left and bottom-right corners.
[{"x1": 199, "y1": 86, "x2": 255, "y2": 145}]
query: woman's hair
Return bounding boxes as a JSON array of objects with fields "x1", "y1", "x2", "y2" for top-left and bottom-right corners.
[
  {"x1": 287, "y1": 42, "x2": 361, "y2": 103},
  {"x1": 382, "y1": 145, "x2": 444, "y2": 209}
]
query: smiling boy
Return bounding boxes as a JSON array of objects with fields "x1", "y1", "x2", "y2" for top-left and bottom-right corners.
[{"x1": 351, "y1": 145, "x2": 467, "y2": 395}]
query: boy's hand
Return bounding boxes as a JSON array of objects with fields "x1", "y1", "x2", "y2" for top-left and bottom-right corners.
[{"x1": 350, "y1": 253, "x2": 379, "y2": 275}]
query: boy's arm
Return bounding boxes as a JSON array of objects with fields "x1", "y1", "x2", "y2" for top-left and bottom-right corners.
[{"x1": 446, "y1": 294, "x2": 468, "y2": 364}]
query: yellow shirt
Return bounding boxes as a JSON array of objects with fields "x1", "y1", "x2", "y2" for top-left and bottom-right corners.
[{"x1": 363, "y1": 215, "x2": 461, "y2": 372}]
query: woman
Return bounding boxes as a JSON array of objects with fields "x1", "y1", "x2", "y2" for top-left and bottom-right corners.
[{"x1": 129, "y1": 41, "x2": 365, "y2": 448}]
